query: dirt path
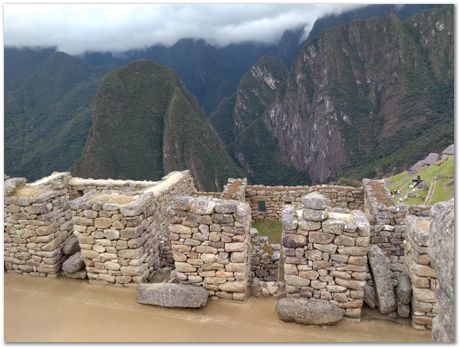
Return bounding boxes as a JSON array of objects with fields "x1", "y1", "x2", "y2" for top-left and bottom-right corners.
[{"x1": 4, "y1": 273, "x2": 432, "y2": 343}]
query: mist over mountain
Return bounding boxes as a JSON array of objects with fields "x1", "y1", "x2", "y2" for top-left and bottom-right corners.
[
  {"x1": 211, "y1": 6, "x2": 454, "y2": 184},
  {"x1": 4, "y1": 4, "x2": 453, "y2": 188}
]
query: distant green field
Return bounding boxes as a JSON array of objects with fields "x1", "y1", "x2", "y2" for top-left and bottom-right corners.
[
  {"x1": 384, "y1": 157, "x2": 454, "y2": 205},
  {"x1": 252, "y1": 220, "x2": 282, "y2": 244}
]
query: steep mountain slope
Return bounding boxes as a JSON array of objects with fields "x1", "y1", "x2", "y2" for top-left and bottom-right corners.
[
  {"x1": 306, "y1": 4, "x2": 443, "y2": 43},
  {"x1": 210, "y1": 56, "x2": 307, "y2": 185},
  {"x1": 72, "y1": 60, "x2": 243, "y2": 191},
  {"x1": 266, "y1": 7, "x2": 453, "y2": 183},
  {"x1": 4, "y1": 50, "x2": 111, "y2": 180},
  {"x1": 211, "y1": 7, "x2": 453, "y2": 184}
]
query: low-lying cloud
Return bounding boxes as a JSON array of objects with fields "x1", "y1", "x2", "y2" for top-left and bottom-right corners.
[{"x1": 4, "y1": 3, "x2": 365, "y2": 55}]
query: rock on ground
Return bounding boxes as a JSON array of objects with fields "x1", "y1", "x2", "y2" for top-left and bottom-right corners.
[
  {"x1": 62, "y1": 252, "x2": 85, "y2": 273},
  {"x1": 63, "y1": 235, "x2": 80, "y2": 255},
  {"x1": 395, "y1": 273, "x2": 411, "y2": 305},
  {"x1": 368, "y1": 245, "x2": 396, "y2": 314},
  {"x1": 429, "y1": 199, "x2": 454, "y2": 343},
  {"x1": 397, "y1": 303, "x2": 410, "y2": 318},
  {"x1": 276, "y1": 298, "x2": 344, "y2": 325},
  {"x1": 138, "y1": 283, "x2": 208, "y2": 308},
  {"x1": 363, "y1": 283, "x2": 376, "y2": 308}
]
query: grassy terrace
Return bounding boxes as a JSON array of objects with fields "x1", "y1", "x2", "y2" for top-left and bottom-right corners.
[
  {"x1": 385, "y1": 157, "x2": 454, "y2": 205},
  {"x1": 252, "y1": 220, "x2": 282, "y2": 244}
]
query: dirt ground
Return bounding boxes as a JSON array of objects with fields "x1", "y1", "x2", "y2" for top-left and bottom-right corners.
[{"x1": 4, "y1": 273, "x2": 432, "y2": 343}]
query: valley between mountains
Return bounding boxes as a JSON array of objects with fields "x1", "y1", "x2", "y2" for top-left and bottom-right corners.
[{"x1": 5, "y1": 6, "x2": 453, "y2": 191}]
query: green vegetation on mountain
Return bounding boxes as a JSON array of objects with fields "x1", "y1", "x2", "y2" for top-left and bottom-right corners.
[
  {"x1": 210, "y1": 55, "x2": 308, "y2": 185},
  {"x1": 385, "y1": 157, "x2": 454, "y2": 205},
  {"x1": 210, "y1": 6, "x2": 453, "y2": 185},
  {"x1": 5, "y1": 50, "x2": 111, "y2": 180},
  {"x1": 4, "y1": 6, "x2": 453, "y2": 187},
  {"x1": 72, "y1": 60, "x2": 243, "y2": 191},
  {"x1": 343, "y1": 7, "x2": 454, "y2": 179}
]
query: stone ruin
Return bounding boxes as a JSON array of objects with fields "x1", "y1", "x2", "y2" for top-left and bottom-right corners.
[
  {"x1": 3, "y1": 171, "x2": 454, "y2": 338},
  {"x1": 281, "y1": 193, "x2": 370, "y2": 319},
  {"x1": 168, "y1": 196, "x2": 252, "y2": 301},
  {"x1": 4, "y1": 171, "x2": 195, "y2": 284}
]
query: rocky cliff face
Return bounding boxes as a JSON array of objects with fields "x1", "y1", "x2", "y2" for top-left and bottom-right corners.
[
  {"x1": 264, "y1": 7, "x2": 453, "y2": 183},
  {"x1": 212, "y1": 7, "x2": 453, "y2": 184},
  {"x1": 429, "y1": 199, "x2": 454, "y2": 343},
  {"x1": 210, "y1": 56, "x2": 307, "y2": 185},
  {"x1": 72, "y1": 60, "x2": 243, "y2": 191}
]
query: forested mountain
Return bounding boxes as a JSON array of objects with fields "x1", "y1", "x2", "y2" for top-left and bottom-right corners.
[
  {"x1": 4, "y1": 5, "x2": 452, "y2": 187},
  {"x1": 4, "y1": 51, "x2": 113, "y2": 180},
  {"x1": 72, "y1": 60, "x2": 243, "y2": 191}
]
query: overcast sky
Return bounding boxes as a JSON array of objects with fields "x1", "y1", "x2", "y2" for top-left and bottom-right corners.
[{"x1": 4, "y1": 3, "x2": 366, "y2": 55}]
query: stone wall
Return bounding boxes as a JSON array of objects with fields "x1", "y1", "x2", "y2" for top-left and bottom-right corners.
[
  {"x1": 221, "y1": 178, "x2": 247, "y2": 201},
  {"x1": 143, "y1": 171, "x2": 196, "y2": 266},
  {"x1": 68, "y1": 177, "x2": 157, "y2": 200},
  {"x1": 194, "y1": 192, "x2": 221, "y2": 198},
  {"x1": 250, "y1": 227, "x2": 280, "y2": 282},
  {"x1": 168, "y1": 196, "x2": 252, "y2": 301},
  {"x1": 68, "y1": 171, "x2": 195, "y2": 286},
  {"x1": 281, "y1": 193, "x2": 370, "y2": 319},
  {"x1": 4, "y1": 170, "x2": 195, "y2": 284},
  {"x1": 363, "y1": 179, "x2": 431, "y2": 274},
  {"x1": 405, "y1": 215, "x2": 438, "y2": 330},
  {"x1": 70, "y1": 189, "x2": 160, "y2": 287},
  {"x1": 4, "y1": 173, "x2": 73, "y2": 277},
  {"x1": 246, "y1": 184, "x2": 363, "y2": 220}
]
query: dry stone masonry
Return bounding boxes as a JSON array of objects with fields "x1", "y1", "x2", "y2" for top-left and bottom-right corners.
[
  {"x1": 363, "y1": 179, "x2": 431, "y2": 274},
  {"x1": 405, "y1": 215, "x2": 438, "y2": 330},
  {"x1": 249, "y1": 227, "x2": 282, "y2": 297},
  {"x1": 68, "y1": 177, "x2": 157, "y2": 200},
  {"x1": 168, "y1": 195, "x2": 252, "y2": 301},
  {"x1": 281, "y1": 192, "x2": 370, "y2": 319},
  {"x1": 4, "y1": 173, "x2": 73, "y2": 277},
  {"x1": 246, "y1": 184, "x2": 363, "y2": 220},
  {"x1": 220, "y1": 178, "x2": 247, "y2": 201},
  {"x1": 4, "y1": 171, "x2": 454, "y2": 332},
  {"x1": 70, "y1": 190, "x2": 159, "y2": 286},
  {"x1": 69, "y1": 171, "x2": 195, "y2": 286}
]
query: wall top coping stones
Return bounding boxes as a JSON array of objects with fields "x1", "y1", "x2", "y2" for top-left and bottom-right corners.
[
  {"x1": 30, "y1": 172, "x2": 71, "y2": 187},
  {"x1": 144, "y1": 171, "x2": 190, "y2": 197},
  {"x1": 69, "y1": 189, "x2": 142, "y2": 210},
  {"x1": 4, "y1": 176, "x2": 63, "y2": 205},
  {"x1": 4, "y1": 177, "x2": 27, "y2": 196},
  {"x1": 68, "y1": 176, "x2": 157, "y2": 187},
  {"x1": 362, "y1": 179, "x2": 395, "y2": 207},
  {"x1": 247, "y1": 184, "x2": 362, "y2": 192},
  {"x1": 172, "y1": 195, "x2": 248, "y2": 213}
]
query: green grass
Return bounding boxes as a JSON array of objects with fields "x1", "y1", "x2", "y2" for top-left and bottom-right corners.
[
  {"x1": 385, "y1": 157, "x2": 454, "y2": 205},
  {"x1": 429, "y1": 177, "x2": 454, "y2": 205},
  {"x1": 252, "y1": 220, "x2": 282, "y2": 244}
]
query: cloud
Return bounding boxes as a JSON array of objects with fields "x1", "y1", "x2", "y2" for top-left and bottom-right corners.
[{"x1": 4, "y1": 3, "x2": 365, "y2": 55}]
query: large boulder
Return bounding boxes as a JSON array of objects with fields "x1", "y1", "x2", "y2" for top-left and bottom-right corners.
[
  {"x1": 276, "y1": 298, "x2": 344, "y2": 325},
  {"x1": 62, "y1": 252, "x2": 85, "y2": 273},
  {"x1": 63, "y1": 235, "x2": 80, "y2": 255},
  {"x1": 429, "y1": 199, "x2": 454, "y2": 343},
  {"x1": 138, "y1": 283, "x2": 208, "y2": 308},
  {"x1": 367, "y1": 245, "x2": 396, "y2": 314}
]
